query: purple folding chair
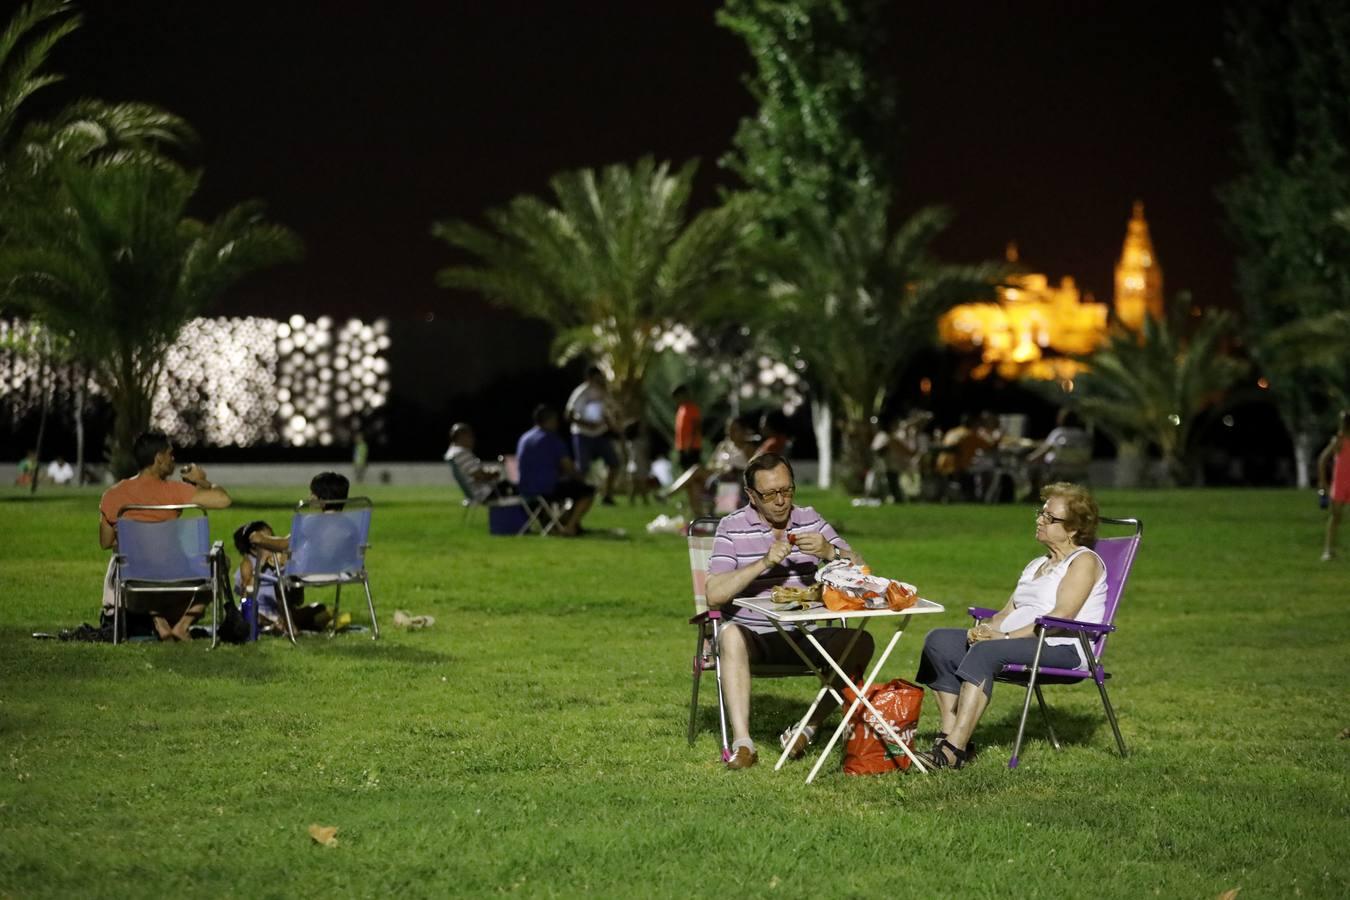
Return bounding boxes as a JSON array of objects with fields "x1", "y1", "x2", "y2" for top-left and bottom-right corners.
[
  {"x1": 968, "y1": 516, "x2": 1142, "y2": 768},
  {"x1": 113, "y1": 504, "x2": 226, "y2": 648}
]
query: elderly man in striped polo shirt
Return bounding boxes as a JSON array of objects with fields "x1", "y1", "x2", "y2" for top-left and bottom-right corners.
[{"x1": 705, "y1": 452, "x2": 876, "y2": 770}]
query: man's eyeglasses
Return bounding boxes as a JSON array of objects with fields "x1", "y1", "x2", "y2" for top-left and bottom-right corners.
[
  {"x1": 753, "y1": 486, "x2": 796, "y2": 503},
  {"x1": 1036, "y1": 507, "x2": 1069, "y2": 525}
]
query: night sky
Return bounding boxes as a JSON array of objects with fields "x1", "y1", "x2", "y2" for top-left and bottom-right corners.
[{"x1": 57, "y1": 0, "x2": 1237, "y2": 323}]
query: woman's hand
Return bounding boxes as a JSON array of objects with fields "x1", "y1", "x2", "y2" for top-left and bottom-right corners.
[{"x1": 967, "y1": 622, "x2": 1004, "y2": 643}]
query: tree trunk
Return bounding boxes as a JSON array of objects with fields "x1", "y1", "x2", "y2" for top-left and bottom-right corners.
[
  {"x1": 1114, "y1": 441, "x2": 1146, "y2": 488},
  {"x1": 811, "y1": 398, "x2": 832, "y2": 489},
  {"x1": 29, "y1": 346, "x2": 50, "y2": 496},
  {"x1": 1292, "y1": 429, "x2": 1315, "y2": 489},
  {"x1": 838, "y1": 416, "x2": 874, "y2": 496},
  {"x1": 73, "y1": 370, "x2": 86, "y2": 485},
  {"x1": 110, "y1": 376, "x2": 156, "y2": 480}
]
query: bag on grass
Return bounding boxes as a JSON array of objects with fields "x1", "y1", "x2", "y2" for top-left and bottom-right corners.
[{"x1": 842, "y1": 678, "x2": 924, "y2": 775}]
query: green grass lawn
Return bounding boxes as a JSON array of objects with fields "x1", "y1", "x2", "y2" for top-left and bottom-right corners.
[{"x1": 1, "y1": 483, "x2": 1346, "y2": 898}]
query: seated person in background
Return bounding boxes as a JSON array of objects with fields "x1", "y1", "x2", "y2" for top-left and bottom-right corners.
[
  {"x1": 1026, "y1": 409, "x2": 1091, "y2": 497},
  {"x1": 516, "y1": 405, "x2": 594, "y2": 536},
  {"x1": 755, "y1": 409, "x2": 792, "y2": 458},
  {"x1": 915, "y1": 482, "x2": 1107, "y2": 769},
  {"x1": 98, "y1": 431, "x2": 232, "y2": 641},
  {"x1": 935, "y1": 412, "x2": 1000, "y2": 498},
  {"x1": 444, "y1": 422, "x2": 515, "y2": 503},
  {"x1": 670, "y1": 417, "x2": 752, "y2": 518},
  {"x1": 46, "y1": 456, "x2": 76, "y2": 486},
  {"x1": 705, "y1": 453, "x2": 875, "y2": 770},
  {"x1": 233, "y1": 520, "x2": 333, "y2": 634}
]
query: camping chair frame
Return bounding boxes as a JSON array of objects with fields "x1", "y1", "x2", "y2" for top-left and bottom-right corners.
[
  {"x1": 684, "y1": 516, "x2": 849, "y2": 761},
  {"x1": 968, "y1": 515, "x2": 1142, "y2": 768},
  {"x1": 267, "y1": 496, "x2": 380, "y2": 643},
  {"x1": 112, "y1": 504, "x2": 225, "y2": 648},
  {"x1": 447, "y1": 456, "x2": 531, "y2": 533},
  {"x1": 521, "y1": 494, "x2": 570, "y2": 536}
]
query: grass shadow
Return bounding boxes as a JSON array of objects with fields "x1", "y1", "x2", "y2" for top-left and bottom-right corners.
[{"x1": 303, "y1": 639, "x2": 454, "y2": 666}]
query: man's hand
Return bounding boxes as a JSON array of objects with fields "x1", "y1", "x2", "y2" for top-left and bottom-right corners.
[
  {"x1": 791, "y1": 531, "x2": 835, "y2": 561},
  {"x1": 762, "y1": 539, "x2": 791, "y2": 571},
  {"x1": 180, "y1": 463, "x2": 209, "y2": 486}
]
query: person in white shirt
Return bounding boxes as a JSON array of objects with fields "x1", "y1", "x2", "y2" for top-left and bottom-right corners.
[
  {"x1": 564, "y1": 365, "x2": 619, "y2": 505},
  {"x1": 915, "y1": 482, "x2": 1108, "y2": 769},
  {"x1": 46, "y1": 456, "x2": 75, "y2": 485},
  {"x1": 444, "y1": 423, "x2": 513, "y2": 503}
]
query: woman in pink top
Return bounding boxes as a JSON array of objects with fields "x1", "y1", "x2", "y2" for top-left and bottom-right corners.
[{"x1": 1318, "y1": 410, "x2": 1350, "y2": 562}]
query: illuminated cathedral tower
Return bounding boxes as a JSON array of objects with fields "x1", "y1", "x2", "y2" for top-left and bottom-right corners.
[{"x1": 1113, "y1": 200, "x2": 1163, "y2": 330}]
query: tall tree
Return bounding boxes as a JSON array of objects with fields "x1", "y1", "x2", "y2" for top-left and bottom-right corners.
[
  {"x1": 0, "y1": 152, "x2": 302, "y2": 476},
  {"x1": 1053, "y1": 294, "x2": 1248, "y2": 486},
  {"x1": 1218, "y1": 0, "x2": 1350, "y2": 484},
  {"x1": 720, "y1": 0, "x2": 1003, "y2": 490},
  {"x1": 757, "y1": 198, "x2": 1001, "y2": 491},
  {"x1": 432, "y1": 157, "x2": 748, "y2": 429},
  {"x1": 718, "y1": 0, "x2": 895, "y2": 230}
]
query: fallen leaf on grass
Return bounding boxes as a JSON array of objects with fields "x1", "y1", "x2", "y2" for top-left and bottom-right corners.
[
  {"x1": 1217, "y1": 889, "x2": 1240, "y2": 900},
  {"x1": 308, "y1": 824, "x2": 339, "y2": 847},
  {"x1": 1338, "y1": 727, "x2": 1349, "y2": 740}
]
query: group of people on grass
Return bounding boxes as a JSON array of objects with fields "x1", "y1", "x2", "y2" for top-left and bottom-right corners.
[
  {"x1": 97, "y1": 431, "x2": 351, "y2": 641},
  {"x1": 707, "y1": 451, "x2": 1109, "y2": 771}
]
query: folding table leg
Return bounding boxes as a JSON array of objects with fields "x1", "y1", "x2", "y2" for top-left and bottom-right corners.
[{"x1": 804, "y1": 621, "x2": 929, "y2": 784}]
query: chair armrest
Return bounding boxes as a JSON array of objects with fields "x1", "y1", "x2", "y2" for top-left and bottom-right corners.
[
  {"x1": 689, "y1": 610, "x2": 723, "y2": 625},
  {"x1": 968, "y1": 606, "x2": 999, "y2": 621},
  {"x1": 1034, "y1": 615, "x2": 1115, "y2": 635}
]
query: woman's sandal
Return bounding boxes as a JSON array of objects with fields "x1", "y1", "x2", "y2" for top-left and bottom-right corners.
[
  {"x1": 925, "y1": 738, "x2": 969, "y2": 770},
  {"x1": 932, "y1": 733, "x2": 977, "y2": 760}
]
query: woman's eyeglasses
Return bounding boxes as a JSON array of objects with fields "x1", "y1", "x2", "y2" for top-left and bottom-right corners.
[
  {"x1": 1036, "y1": 507, "x2": 1068, "y2": 525},
  {"x1": 753, "y1": 486, "x2": 795, "y2": 503}
]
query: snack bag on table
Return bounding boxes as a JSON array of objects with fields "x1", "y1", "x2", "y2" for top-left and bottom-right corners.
[{"x1": 814, "y1": 559, "x2": 918, "y2": 612}]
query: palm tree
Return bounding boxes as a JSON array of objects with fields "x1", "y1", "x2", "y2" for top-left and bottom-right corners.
[
  {"x1": 1056, "y1": 293, "x2": 1248, "y2": 486},
  {"x1": 756, "y1": 195, "x2": 1005, "y2": 492},
  {"x1": 0, "y1": 152, "x2": 302, "y2": 476},
  {"x1": 432, "y1": 157, "x2": 748, "y2": 427},
  {"x1": 0, "y1": 1, "x2": 193, "y2": 176}
]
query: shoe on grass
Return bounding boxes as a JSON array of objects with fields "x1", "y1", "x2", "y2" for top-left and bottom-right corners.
[
  {"x1": 726, "y1": 746, "x2": 758, "y2": 770},
  {"x1": 779, "y1": 724, "x2": 816, "y2": 760},
  {"x1": 333, "y1": 612, "x2": 353, "y2": 631}
]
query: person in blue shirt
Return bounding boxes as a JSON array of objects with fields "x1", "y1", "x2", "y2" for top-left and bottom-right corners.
[{"x1": 516, "y1": 405, "x2": 595, "y2": 535}]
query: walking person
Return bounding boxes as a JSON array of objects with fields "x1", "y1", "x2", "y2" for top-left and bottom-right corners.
[{"x1": 1318, "y1": 410, "x2": 1350, "y2": 561}]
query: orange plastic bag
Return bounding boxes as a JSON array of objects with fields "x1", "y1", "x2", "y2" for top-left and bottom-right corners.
[{"x1": 842, "y1": 678, "x2": 924, "y2": 775}]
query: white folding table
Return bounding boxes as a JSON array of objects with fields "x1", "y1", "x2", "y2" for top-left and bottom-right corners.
[{"x1": 733, "y1": 596, "x2": 946, "y2": 784}]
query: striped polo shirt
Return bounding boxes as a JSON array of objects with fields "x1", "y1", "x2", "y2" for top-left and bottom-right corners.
[{"x1": 708, "y1": 503, "x2": 850, "y2": 633}]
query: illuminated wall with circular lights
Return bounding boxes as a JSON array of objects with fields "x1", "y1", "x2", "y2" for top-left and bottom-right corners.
[{"x1": 1, "y1": 316, "x2": 391, "y2": 448}]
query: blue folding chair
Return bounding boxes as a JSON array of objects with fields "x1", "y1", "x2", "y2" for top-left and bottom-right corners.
[
  {"x1": 968, "y1": 516, "x2": 1142, "y2": 768},
  {"x1": 113, "y1": 504, "x2": 225, "y2": 647},
  {"x1": 266, "y1": 496, "x2": 379, "y2": 643}
]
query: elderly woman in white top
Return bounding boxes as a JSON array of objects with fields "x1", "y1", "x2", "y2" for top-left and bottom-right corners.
[{"x1": 916, "y1": 482, "x2": 1108, "y2": 769}]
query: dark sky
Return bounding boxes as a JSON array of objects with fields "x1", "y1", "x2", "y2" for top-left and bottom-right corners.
[{"x1": 58, "y1": 0, "x2": 1236, "y2": 321}]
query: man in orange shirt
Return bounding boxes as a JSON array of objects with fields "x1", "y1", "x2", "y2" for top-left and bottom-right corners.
[
  {"x1": 672, "y1": 384, "x2": 702, "y2": 470},
  {"x1": 99, "y1": 431, "x2": 232, "y2": 640}
]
